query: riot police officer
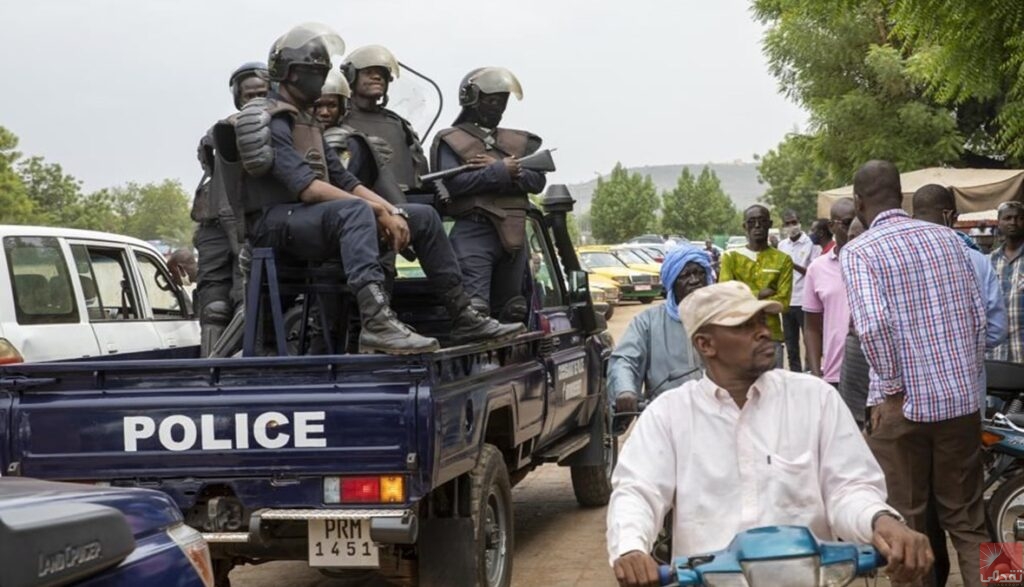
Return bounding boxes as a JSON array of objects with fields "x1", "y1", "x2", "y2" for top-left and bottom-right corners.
[
  {"x1": 236, "y1": 24, "x2": 524, "y2": 355},
  {"x1": 192, "y1": 61, "x2": 269, "y2": 356},
  {"x1": 430, "y1": 67, "x2": 547, "y2": 321},
  {"x1": 339, "y1": 45, "x2": 430, "y2": 200}
]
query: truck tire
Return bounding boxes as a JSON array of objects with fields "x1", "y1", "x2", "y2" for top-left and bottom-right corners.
[
  {"x1": 471, "y1": 444, "x2": 514, "y2": 587},
  {"x1": 988, "y1": 472, "x2": 1024, "y2": 542},
  {"x1": 570, "y1": 433, "x2": 618, "y2": 507}
]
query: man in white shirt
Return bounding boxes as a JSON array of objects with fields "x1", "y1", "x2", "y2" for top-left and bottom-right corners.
[
  {"x1": 777, "y1": 209, "x2": 822, "y2": 372},
  {"x1": 606, "y1": 281, "x2": 932, "y2": 587}
]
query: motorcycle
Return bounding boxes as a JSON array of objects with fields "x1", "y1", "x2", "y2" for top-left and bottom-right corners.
[
  {"x1": 657, "y1": 526, "x2": 883, "y2": 587},
  {"x1": 982, "y1": 361, "x2": 1024, "y2": 543}
]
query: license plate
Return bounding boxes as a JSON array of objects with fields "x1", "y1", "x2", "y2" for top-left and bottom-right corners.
[
  {"x1": 308, "y1": 519, "x2": 379, "y2": 568},
  {"x1": 635, "y1": 285, "x2": 652, "y2": 291}
]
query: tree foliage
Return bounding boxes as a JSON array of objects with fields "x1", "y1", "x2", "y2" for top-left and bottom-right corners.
[
  {"x1": 590, "y1": 163, "x2": 659, "y2": 244},
  {"x1": 890, "y1": 0, "x2": 1024, "y2": 162},
  {"x1": 0, "y1": 127, "x2": 35, "y2": 224},
  {"x1": 661, "y1": 166, "x2": 739, "y2": 239},
  {"x1": 752, "y1": 0, "x2": 963, "y2": 185},
  {"x1": 755, "y1": 134, "x2": 831, "y2": 223},
  {"x1": 0, "y1": 125, "x2": 194, "y2": 246}
]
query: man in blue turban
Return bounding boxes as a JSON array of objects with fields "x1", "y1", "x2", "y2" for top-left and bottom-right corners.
[{"x1": 607, "y1": 244, "x2": 714, "y2": 420}]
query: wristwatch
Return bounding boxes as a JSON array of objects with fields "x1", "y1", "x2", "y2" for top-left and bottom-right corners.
[{"x1": 389, "y1": 207, "x2": 409, "y2": 220}]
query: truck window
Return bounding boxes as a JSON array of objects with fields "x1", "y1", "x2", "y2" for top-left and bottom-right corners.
[
  {"x1": 133, "y1": 251, "x2": 187, "y2": 319},
  {"x1": 526, "y1": 221, "x2": 564, "y2": 308},
  {"x1": 71, "y1": 245, "x2": 140, "y2": 321},
  {"x1": 3, "y1": 236, "x2": 79, "y2": 325}
]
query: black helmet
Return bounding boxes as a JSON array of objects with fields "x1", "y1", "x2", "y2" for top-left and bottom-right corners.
[
  {"x1": 228, "y1": 61, "x2": 269, "y2": 109},
  {"x1": 267, "y1": 23, "x2": 345, "y2": 82}
]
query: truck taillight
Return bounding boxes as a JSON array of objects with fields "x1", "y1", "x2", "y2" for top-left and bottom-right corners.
[
  {"x1": 324, "y1": 475, "x2": 406, "y2": 504},
  {"x1": 0, "y1": 338, "x2": 23, "y2": 365},
  {"x1": 167, "y1": 523, "x2": 214, "y2": 587}
]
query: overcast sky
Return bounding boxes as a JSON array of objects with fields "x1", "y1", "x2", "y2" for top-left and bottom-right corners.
[{"x1": 0, "y1": 0, "x2": 806, "y2": 193}]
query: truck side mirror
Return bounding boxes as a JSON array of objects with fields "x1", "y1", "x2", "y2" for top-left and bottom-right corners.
[{"x1": 567, "y1": 270, "x2": 601, "y2": 334}]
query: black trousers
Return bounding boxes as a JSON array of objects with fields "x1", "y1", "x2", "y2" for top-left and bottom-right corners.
[
  {"x1": 782, "y1": 306, "x2": 804, "y2": 372},
  {"x1": 194, "y1": 221, "x2": 241, "y2": 318},
  {"x1": 251, "y1": 199, "x2": 461, "y2": 294},
  {"x1": 449, "y1": 214, "x2": 527, "y2": 314}
]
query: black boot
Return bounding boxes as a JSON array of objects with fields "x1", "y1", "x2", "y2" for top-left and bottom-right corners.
[
  {"x1": 357, "y1": 283, "x2": 439, "y2": 354},
  {"x1": 445, "y1": 286, "x2": 527, "y2": 346}
]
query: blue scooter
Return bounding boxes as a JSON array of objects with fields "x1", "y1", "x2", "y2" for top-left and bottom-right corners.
[
  {"x1": 982, "y1": 361, "x2": 1024, "y2": 543},
  {"x1": 657, "y1": 526, "x2": 884, "y2": 586}
]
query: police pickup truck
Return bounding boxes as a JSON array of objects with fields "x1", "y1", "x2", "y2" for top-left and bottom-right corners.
[{"x1": 0, "y1": 188, "x2": 616, "y2": 587}]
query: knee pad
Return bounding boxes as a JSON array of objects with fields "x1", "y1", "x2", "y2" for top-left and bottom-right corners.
[{"x1": 201, "y1": 300, "x2": 233, "y2": 326}]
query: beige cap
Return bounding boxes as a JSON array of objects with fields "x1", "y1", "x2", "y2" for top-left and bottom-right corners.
[{"x1": 680, "y1": 281, "x2": 783, "y2": 338}]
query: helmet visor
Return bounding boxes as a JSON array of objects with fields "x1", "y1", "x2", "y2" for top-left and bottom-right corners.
[
  {"x1": 470, "y1": 67, "x2": 523, "y2": 100},
  {"x1": 344, "y1": 45, "x2": 400, "y2": 80},
  {"x1": 276, "y1": 22, "x2": 346, "y2": 59}
]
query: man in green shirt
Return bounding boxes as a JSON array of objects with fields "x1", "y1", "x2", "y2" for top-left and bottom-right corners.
[{"x1": 718, "y1": 204, "x2": 793, "y2": 367}]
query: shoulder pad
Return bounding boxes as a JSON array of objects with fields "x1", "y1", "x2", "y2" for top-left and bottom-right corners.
[
  {"x1": 501, "y1": 128, "x2": 543, "y2": 154},
  {"x1": 234, "y1": 99, "x2": 276, "y2": 177},
  {"x1": 384, "y1": 108, "x2": 422, "y2": 140},
  {"x1": 323, "y1": 126, "x2": 353, "y2": 152}
]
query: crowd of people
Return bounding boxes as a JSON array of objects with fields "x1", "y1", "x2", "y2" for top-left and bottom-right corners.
[{"x1": 606, "y1": 160, "x2": 1024, "y2": 587}]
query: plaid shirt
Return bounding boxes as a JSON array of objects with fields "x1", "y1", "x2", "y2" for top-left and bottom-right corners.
[
  {"x1": 840, "y1": 209, "x2": 986, "y2": 422},
  {"x1": 990, "y1": 246, "x2": 1024, "y2": 363}
]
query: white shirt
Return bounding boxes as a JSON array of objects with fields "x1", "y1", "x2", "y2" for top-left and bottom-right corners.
[
  {"x1": 606, "y1": 370, "x2": 894, "y2": 565},
  {"x1": 777, "y1": 232, "x2": 821, "y2": 306}
]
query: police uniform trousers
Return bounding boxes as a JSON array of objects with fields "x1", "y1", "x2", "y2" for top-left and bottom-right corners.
[
  {"x1": 249, "y1": 198, "x2": 461, "y2": 294},
  {"x1": 449, "y1": 213, "x2": 527, "y2": 314},
  {"x1": 194, "y1": 220, "x2": 241, "y2": 315}
]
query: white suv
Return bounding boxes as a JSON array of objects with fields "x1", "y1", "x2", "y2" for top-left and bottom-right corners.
[{"x1": 0, "y1": 225, "x2": 199, "y2": 364}]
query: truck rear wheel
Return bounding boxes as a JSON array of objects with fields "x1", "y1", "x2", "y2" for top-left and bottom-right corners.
[
  {"x1": 471, "y1": 444, "x2": 513, "y2": 587},
  {"x1": 570, "y1": 432, "x2": 618, "y2": 507}
]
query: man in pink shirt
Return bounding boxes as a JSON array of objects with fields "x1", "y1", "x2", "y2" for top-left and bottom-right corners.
[{"x1": 804, "y1": 198, "x2": 856, "y2": 388}]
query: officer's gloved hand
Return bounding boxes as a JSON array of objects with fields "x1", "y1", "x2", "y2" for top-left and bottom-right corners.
[{"x1": 613, "y1": 391, "x2": 640, "y2": 434}]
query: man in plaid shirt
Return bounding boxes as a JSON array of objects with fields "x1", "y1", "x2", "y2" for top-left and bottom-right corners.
[
  {"x1": 990, "y1": 201, "x2": 1024, "y2": 363},
  {"x1": 841, "y1": 160, "x2": 987, "y2": 587}
]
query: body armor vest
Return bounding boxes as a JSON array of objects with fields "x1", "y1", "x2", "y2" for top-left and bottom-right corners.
[
  {"x1": 432, "y1": 123, "x2": 541, "y2": 252},
  {"x1": 241, "y1": 99, "x2": 329, "y2": 215},
  {"x1": 343, "y1": 106, "x2": 428, "y2": 191},
  {"x1": 323, "y1": 125, "x2": 408, "y2": 207}
]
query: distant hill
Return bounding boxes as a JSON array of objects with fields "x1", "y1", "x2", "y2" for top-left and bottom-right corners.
[{"x1": 564, "y1": 162, "x2": 764, "y2": 215}]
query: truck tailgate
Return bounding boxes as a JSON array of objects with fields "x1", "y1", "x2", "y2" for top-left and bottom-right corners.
[{"x1": 4, "y1": 356, "x2": 427, "y2": 480}]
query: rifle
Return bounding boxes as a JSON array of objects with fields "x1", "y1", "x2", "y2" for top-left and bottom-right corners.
[{"x1": 421, "y1": 148, "x2": 557, "y2": 183}]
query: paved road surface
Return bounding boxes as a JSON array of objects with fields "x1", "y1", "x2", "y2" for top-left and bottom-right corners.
[{"x1": 230, "y1": 299, "x2": 965, "y2": 586}]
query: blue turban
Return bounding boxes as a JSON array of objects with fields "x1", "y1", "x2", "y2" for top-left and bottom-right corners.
[{"x1": 662, "y1": 244, "x2": 715, "y2": 323}]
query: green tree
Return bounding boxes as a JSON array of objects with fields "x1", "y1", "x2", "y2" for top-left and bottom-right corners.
[
  {"x1": 17, "y1": 156, "x2": 84, "y2": 225},
  {"x1": 892, "y1": 0, "x2": 1024, "y2": 162},
  {"x1": 752, "y1": 0, "x2": 966, "y2": 182},
  {"x1": 661, "y1": 167, "x2": 739, "y2": 239},
  {"x1": 589, "y1": 163, "x2": 658, "y2": 244},
  {"x1": 0, "y1": 127, "x2": 35, "y2": 224},
  {"x1": 110, "y1": 180, "x2": 194, "y2": 245},
  {"x1": 755, "y1": 134, "x2": 831, "y2": 223}
]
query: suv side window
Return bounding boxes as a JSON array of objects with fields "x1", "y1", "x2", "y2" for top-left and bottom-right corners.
[
  {"x1": 134, "y1": 251, "x2": 187, "y2": 319},
  {"x1": 526, "y1": 220, "x2": 564, "y2": 308},
  {"x1": 3, "y1": 236, "x2": 79, "y2": 325},
  {"x1": 71, "y1": 245, "x2": 140, "y2": 321}
]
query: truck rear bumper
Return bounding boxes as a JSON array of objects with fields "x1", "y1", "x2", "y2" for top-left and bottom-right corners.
[{"x1": 204, "y1": 507, "x2": 418, "y2": 547}]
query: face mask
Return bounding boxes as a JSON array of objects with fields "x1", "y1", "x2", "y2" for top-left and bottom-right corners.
[
  {"x1": 785, "y1": 224, "x2": 802, "y2": 238},
  {"x1": 809, "y1": 232, "x2": 821, "y2": 245},
  {"x1": 292, "y1": 70, "x2": 327, "y2": 104},
  {"x1": 475, "y1": 102, "x2": 504, "y2": 128}
]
